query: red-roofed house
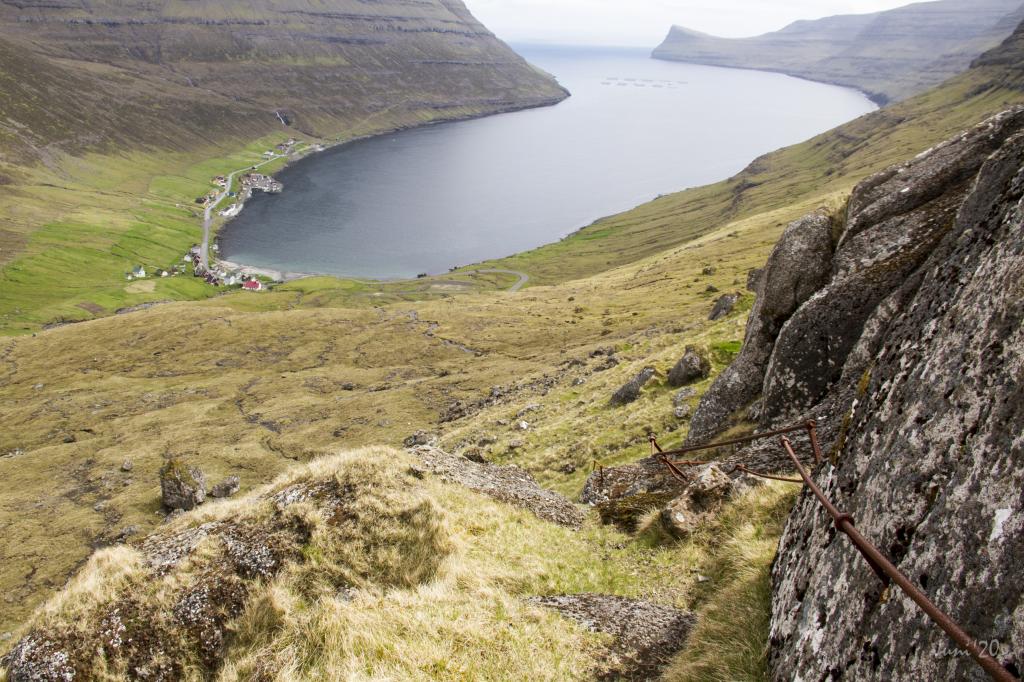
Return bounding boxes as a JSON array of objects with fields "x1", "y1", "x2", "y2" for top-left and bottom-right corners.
[{"x1": 242, "y1": 280, "x2": 263, "y2": 291}]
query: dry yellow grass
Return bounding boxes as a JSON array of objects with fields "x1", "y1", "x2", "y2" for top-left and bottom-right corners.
[{"x1": 1, "y1": 446, "x2": 799, "y2": 681}]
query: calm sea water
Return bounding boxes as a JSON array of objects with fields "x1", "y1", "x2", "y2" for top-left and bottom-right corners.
[{"x1": 219, "y1": 45, "x2": 875, "y2": 279}]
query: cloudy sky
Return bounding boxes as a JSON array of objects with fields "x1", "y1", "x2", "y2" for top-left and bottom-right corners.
[{"x1": 464, "y1": 0, "x2": 919, "y2": 46}]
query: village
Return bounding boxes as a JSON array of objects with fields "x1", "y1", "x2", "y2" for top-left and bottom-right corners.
[
  {"x1": 125, "y1": 244, "x2": 265, "y2": 291},
  {"x1": 127, "y1": 138, "x2": 328, "y2": 291},
  {"x1": 194, "y1": 138, "x2": 296, "y2": 216}
]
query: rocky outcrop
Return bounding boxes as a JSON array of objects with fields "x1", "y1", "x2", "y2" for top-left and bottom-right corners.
[
  {"x1": 4, "y1": 456, "x2": 451, "y2": 681},
  {"x1": 160, "y1": 459, "x2": 207, "y2": 511},
  {"x1": 687, "y1": 211, "x2": 833, "y2": 443},
  {"x1": 413, "y1": 445, "x2": 585, "y2": 528},
  {"x1": 659, "y1": 464, "x2": 735, "y2": 539},
  {"x1": 581, "y1": 456, "x2": 691, "y2": 531},
  {"x1": 690, "y1": 109, "x2": 1024, "y2": 679},
  {"x1": 707, "y1": 294, "x2": 739, "y2": 321},
  {"x1": 667, "y1": 347, "x2": 710, "y2": 387},
  {"x1": 761, "y1": 108, "x2": 1024, "y2": 428},
  {"x1": 691, "y1": 108, "x2": 1024, "y2": 450},
  {"x1": 529, "y1": 594, "x2": 695, "y2": 680},
  {"x1": 767, "y1": 113, "x2": 1024, "y2": 682},
  {"x1": 653, "y1": 0, "x2": 1024, "y2": 103},
  {"x1": 610, "y1": 367, "x2": 657, "y2": 406}
]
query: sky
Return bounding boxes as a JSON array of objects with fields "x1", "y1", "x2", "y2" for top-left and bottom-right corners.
[{"x1": 463, "y1": 0, "x2": 921, "y2": 47}]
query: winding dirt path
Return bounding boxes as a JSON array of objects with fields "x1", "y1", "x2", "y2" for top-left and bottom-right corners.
[{"x1": 470, "y1": 268, "x2": 530, "y2": 292}]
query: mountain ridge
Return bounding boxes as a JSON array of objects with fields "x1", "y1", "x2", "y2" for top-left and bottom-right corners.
[
  {"x1": 0, "y1": 0, "x2": 567, "y2": 163},
  {"x1": 653, "y1": 0, "x2": 1024, "y2": 104}
]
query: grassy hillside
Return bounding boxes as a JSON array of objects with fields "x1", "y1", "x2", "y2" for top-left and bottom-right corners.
[
  {"x1": 652, "y1": 0, "x2": 1023, "y2": 103},
  {"x1": 0, "y1": 447, "x2": 798, "y2": 680},
  {"x1": 0, "y1": 0, "x2": 566, "y2": 333},
  {"x1": 3, "y1": 16, "x2": 1024, "y2": 682},
  {"x1": 9, "y1": 28, "x2": 1016, "y2": 336}
]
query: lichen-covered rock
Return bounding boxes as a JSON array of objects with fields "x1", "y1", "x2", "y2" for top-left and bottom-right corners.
[
  {"x1": 659, "y1": 464, "x2": 734, "y2": 539},
  {"x1": 210, "y1": 476, "x2": 240, "y2": 499},
  {"x1": 760, "y1": 107, "x2": 1024, "y2": 425},
  {"x1": 688, "y1": 212, "x2": 834, "y2": 443},
  {"x1": 403, "y1": 430, "x2": 437, "y2": 447},
  {"x1": 529, "y1": 594, "x2": 695, "y2": 680},
  {"x1": 414, "y1": 445, "x2": 584, "y2": 528},
  {"x1": 609, "y1": 367, "x2": 657, "y2": 406},
  {"x1": 767, "y1": 117, "x2": 1024, "y2": 680},
  {"x1": 667, "y1": 346, "x2": 710, "y2": 387},
  {"x1": 581, "y1": 456, "x2": 692, "y2": 531},
  {"x1": 672, "y1": 387, "x2": 697, "y2": 406},
  {"x1": 708, "y1": 293, "x2": 739, "y2": 321},
  {"x1": 160, "y1": 459, "x2": 206, "y2": 511}
]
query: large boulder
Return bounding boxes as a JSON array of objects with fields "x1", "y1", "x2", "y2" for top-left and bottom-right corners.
[
  {"x1": 160, "y1": 459, "x2": 206, "y2": 511},
  {"x1": 687, "y1": 212, "x2": 834, "y2": 443},
  {"x1": 667, "y1": 346, "x2": 710, "y2": 387},
  {"x1": 768, "y1": 115, "x2": 1024, "y2": 680},
  {"x1": 659, "y1": 464, "x2": 735, "y2": 539},
  {"x1": 708, "y1": 293, "x2": 739, "y2": 321},
  {"x1": 609, "y1": 367, "x2": 657, "y2": 406}
]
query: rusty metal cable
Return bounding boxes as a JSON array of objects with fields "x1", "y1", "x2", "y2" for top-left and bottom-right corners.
[
  {"x1": 654, "y1": 421, "x2": 813, "y2": 459},
  {"x1": 647, "y1": 422, "x2": 1016, "y2": 679},
  {"x1": 779, "y1": 436, "x2": 1018, "y2": 682},
  {"x1": 658, "y1": 455, "x2": 692, "y2": 483}
]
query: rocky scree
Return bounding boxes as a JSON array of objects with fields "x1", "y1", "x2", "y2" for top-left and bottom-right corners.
[
  {"x1": 412, "y1": 445, "x2": 585, "y2": 528},
  {"x1": 529, "y1": 594, "x2": 695, "y2": 681}
]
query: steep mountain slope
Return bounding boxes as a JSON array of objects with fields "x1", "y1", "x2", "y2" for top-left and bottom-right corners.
[
  {"x1": 652, "y1": 0, "x2": 1024, "y2": 103},
  {"x1": 0, "y1": 0, "x2": 566, "y2": 163}
]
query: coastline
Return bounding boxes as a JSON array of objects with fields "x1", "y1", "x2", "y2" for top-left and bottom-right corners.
[
  {"x1": 210, "y1": 93, "x2": 570, "y2": 281},
  {"x1": 649, "y1": 52, "x2": 889, "y2": 106},
  {"x1": 214, "y1": 259, "x2": 316, "y2": 283}
]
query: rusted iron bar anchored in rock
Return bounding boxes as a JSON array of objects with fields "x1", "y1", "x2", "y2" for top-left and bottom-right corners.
[
  {"x1": 648, "y1": 423, "x2": 1017, "y2": 681},
  {"x1": 779, "y1": 436, "x2": 1018, "y2": 682},
  {"x1": 649, "y1": 421, "x2": 818, "y2": 484},
  {"x1": 652, "y1": 421, "x2": 822, "y2": 463}
]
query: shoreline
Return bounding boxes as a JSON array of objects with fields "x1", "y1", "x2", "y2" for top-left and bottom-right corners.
[
  {"x1": 213, "y1": 259, "x2": 317, "y2": 283},
  {"x1": 649, "y1": 53, "x2": 888, "y2": 106},
  {"x1": 210, "y1": 94, "x2": 570, "y2": 281},
  {"x1": 212, "y1": 66, "x2": 877, "y2": 285}
]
